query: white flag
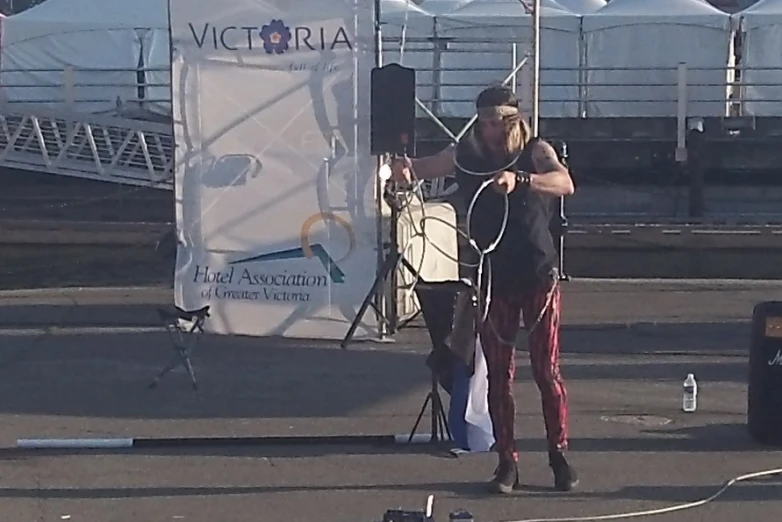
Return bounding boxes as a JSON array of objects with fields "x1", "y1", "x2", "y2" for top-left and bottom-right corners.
[{"x1": 465, "y1": 336, "x2": 495, "y2": 452}]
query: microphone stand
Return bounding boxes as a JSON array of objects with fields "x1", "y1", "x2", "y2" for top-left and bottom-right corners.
[{"x1": 553, "y1": 141, "x2": 570, "y2": 282}]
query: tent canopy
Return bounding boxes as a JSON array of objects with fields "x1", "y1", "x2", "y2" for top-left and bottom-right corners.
[
  {"x1": 379, "y1": 1, "x2": 440, "y2": 107},
  {"x1": 555, "y1": 0, "x2": 606, "y2": 13},
  {"x1": 380, "y1": 0, "x2": 436, "y2": 32},
  {"x1": 439, "y1": 0, "x2": 580, "y2": 34},
  {"x1": 435, "y1": 0, "x2": 583, "y2": 118},
  {"x1": 443, "y1": 0, "x2": 574, "y2": 18},
  {"x1": 411, "y1": 0, "x2": 473, "y2": 14},
  {"x1": 581, "y1": 0, "x2": 733, "y2": 117},
  {"x1": 3, "y1": 0, "x2": 166, "y2": 39},
  {"x1": 736, "y1": 0, "x2": 782, "y2": 28},
  {"x1": 734, "y1": 0, "x2": 782, "y2": 115},
  {"x1": 383, "y1": 0, "x2": 434, "y2": 18},
  {"x1": 739, "y1": 0, "x2": 782, "y2": 11},
  {"x1": 584, "y1": 0, "x2": 730, "y2": 29},
  {"x1": 0, "y1": 0, "x2": 169, "y2": 114}
]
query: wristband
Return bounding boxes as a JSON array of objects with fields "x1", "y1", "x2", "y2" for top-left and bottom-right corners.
[{"x1": 515, "y1": 170, "x2": 531, "y2": 187}]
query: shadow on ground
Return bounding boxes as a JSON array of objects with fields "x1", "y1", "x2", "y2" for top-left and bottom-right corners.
[
  {"x1": 0, "y1": 421, "x2": 777, "y2": 502},
  {"x1": 0, "y1": 330, "x2": 428, "y2": 420},
  {"x1": 0, "y1": 319, "x2": 752, "y2": 420}
]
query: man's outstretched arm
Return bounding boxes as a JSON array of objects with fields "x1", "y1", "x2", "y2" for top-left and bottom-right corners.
[{"x1": 392, "y1": 145, "x2": 456, "y2": 182}]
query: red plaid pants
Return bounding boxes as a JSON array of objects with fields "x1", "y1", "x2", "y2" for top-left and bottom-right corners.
[{"x1": 478, "y1": 282, "x2": 569, "y2": 461}]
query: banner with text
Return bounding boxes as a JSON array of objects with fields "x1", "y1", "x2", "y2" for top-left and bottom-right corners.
[{"x1": 170, "y1": 0, "x2": 378, "y2": 338}]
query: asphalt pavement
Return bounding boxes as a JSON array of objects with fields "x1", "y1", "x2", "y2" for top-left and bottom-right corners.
[{"x1": 0, "y1": 280, "x2": 779, "y2": 522}]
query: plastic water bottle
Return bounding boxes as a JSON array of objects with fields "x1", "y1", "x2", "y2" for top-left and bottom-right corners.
[{"x1": 683, "y1": 373, "x2": 697, "y2": 412}]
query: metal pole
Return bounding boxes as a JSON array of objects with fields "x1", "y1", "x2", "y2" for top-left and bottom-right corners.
[
  {"x1": 373, "y1": 0, "x2": 389, "y2": 340},
  {"x1": 531, "y1": 0, "x2": 541, "y2": 137},
  {"x1": 676, "y1": 62, "x2": 688, "y2": 159},
  {"x1": 431, "y1": 22, "x2": 443, "y2": 117},
  {"x1": 578, "y1": 17, "x2": 587, "y2": 118}
]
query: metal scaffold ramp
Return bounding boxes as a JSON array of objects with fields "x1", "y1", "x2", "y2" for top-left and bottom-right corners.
[{"x1": 0, "y1": 104, "x2": 174, "y2": 189}]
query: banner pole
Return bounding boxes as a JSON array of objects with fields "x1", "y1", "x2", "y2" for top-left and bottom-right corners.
[
  {"x1": 372, "y1": 0, "x2": 388, "y2": 340},
  {"x1": 531, "y1": 0, "x2": 541, "y2": 137}
]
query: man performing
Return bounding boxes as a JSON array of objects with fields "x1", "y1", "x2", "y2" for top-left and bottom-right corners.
[{"x1": 391, "y1": 86, "x2": 578, "y2": 494}]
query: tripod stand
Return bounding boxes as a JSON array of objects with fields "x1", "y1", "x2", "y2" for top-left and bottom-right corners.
[
  {"x1": 340, "y1": 246, "x2": 420, "y2": 349},
  {"x1": 406, "y1": 280, "x2": 468, "y2": 445},
  {"x1": 341, "y1": 184, "x2": 420, "y2": 349},
  {"x1": 409, "y1": 371, "x2": 452, "y2": 443}
]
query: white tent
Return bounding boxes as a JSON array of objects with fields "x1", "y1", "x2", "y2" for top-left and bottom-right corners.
[
  {"x1": 0, "y1": 0, "x2": 170, "y2": 115},
  {"x1": 735, "y1": 0, "x2": 782, "y2": 116},
  {"x1": 582, "y1": 0, "x2": 733, "y2": 118},
  {"x1": 380, "y1": 1, "x2": 464, "y2": 115},
  {"x1": 412, "y1": 0, "x2": 474, "y2": 14},
  {"x1": 382, "y1": 0, "x2": 437, "y2": 32},
  {"x1": 556, "y1": 0, "x2": 606, "y2": 13},
  {"x1": 436, "y1": 0, "x2": 582, "y2": 118},
  {"x1": 380, "y1": 0, "x2": 437, "y2": 83}
]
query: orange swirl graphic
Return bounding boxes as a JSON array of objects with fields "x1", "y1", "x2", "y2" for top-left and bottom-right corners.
[{"x1": 300, "y1": 212, "x2": 356, "y2": 263}]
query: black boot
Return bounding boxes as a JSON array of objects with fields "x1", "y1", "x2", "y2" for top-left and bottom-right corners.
[
  {"x1": 489, "y1": 458, "x2": 519, "y2": 494},
  {"x1": 549, "y1": 450, "x2": 579, "y2": 492}
]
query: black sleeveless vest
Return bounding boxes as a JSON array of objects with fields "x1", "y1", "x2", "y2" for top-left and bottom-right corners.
[{"x1": 454, "y1": 137, "x2": 558, "y2": 294}]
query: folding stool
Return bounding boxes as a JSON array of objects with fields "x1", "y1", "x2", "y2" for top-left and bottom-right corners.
[{"x1": 149, "y1": 305, "x2": 210, "y2": 390}]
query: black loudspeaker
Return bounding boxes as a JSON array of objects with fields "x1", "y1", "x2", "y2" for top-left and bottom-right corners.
[
  {"x1": 748, "y1": 301, "x2": 782, "y2": 446},
  {"x1": 371, "y1": 63, "x2": 416, "y2": 156}
]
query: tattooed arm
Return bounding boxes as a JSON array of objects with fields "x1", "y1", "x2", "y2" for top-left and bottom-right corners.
[{"x1": 527, "y1": 140, "x2": 575, "y2": 197}]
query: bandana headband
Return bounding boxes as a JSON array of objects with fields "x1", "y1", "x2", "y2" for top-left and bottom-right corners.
[{"x1": 477, "y1": 105, "x2": 519, "y2": 120}]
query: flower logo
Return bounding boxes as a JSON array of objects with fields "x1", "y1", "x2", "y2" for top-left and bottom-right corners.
[{"x1": 260, "y1": 19, "x2": 292, "y2": 55}]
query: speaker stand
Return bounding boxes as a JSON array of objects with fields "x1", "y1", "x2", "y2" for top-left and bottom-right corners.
[
  {"x1": 341, "y1": 242, "x2": 419, "y2": 349},
  {"x1": 556, "y1": 195, "x2": 569, "y2": 282},
  {"x1": 552, "y1": 141, "x2": 570, "y2": 282},
  {"x1": 408, "y1": 371, "x2": 452, "y2": 444}
]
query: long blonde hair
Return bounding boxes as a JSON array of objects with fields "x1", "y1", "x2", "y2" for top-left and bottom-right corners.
[
  {"x1": 504, "y1": 115, "x2": 531, "y2": 157},
  {"x1": 468, "y1": 109, "x2": 531, "y2": 160}
]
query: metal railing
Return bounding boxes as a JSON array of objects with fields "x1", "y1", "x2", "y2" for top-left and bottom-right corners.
[
  {"x1": 0, "y1": 56, "x2": 780, "y2": 198},
  {"x1": 0, "y1": 66, "x2": 171, "y2": 116},
  {"x1": 381, "y1": 36, "x2": 782, "y2": 120},
  {"x1": 2, "y1": 60, "x2": 779, "y2": 122},
  {"x1": 0, "y1": 47, "x2": 776, "y2": 120}
]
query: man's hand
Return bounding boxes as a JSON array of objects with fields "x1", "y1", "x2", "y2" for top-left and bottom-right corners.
[
  {"x1": 492, "y1": 170, "x2": 517, "y2": 194},
  {"x1": 390, "y1": 156, "x2": 413, "y2": 184}
]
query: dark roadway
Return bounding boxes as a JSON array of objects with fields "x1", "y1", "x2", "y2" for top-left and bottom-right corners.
[{"x1": 0, "y1": 281, "x2": 780, "y2": 522}]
